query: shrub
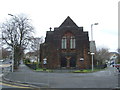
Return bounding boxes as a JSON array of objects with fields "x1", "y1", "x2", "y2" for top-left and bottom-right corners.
[
  {"x1": 24, "y1": 58, "x2": 30, "y2": 64},
  {"x1": 26, "y1": 63, "x2": 37, "y2": 70}
]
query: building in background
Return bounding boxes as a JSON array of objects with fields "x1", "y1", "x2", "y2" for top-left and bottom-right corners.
[
  {"x1": 109, "y1": 52, "x2": 119, "y2": 66},
  {"x1": 40, "y1": 16, "x2": 91, "y2": 69}
]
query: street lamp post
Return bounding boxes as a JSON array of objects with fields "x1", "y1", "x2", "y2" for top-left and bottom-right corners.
[
  {"x1": 91, "y1": 23, "x2": 98, "y2": 71},
  {"x1": 8, "y1": 14, "x2": 16, "y2": 72},
  {"x1": 91, "y1": 53, "x2": 95, "y2": 71},
  {"x1": 12, "y1": 39, "x2": 14, "y2": 72},
  {"x1": 91, "y1": 23, "x2": 98, "y2": 41}
]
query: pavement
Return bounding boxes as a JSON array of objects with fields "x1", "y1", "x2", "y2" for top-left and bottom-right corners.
[{"x1": 2, "y1": 63, "x2": 120, "y2": 89}]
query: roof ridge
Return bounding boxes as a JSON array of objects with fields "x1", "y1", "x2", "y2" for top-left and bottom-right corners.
[{"x1": 59, "y1": 16, "x2": 78, "y2": 28}]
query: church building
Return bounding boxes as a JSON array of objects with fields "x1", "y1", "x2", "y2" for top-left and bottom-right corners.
[{"x1": 40, "y1": 16, "x2": 91, "y2": 69}]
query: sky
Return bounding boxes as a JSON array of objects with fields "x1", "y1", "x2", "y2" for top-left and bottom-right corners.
[{"x1": 0, "y1": 0, "x2": 119, "y2": 52}]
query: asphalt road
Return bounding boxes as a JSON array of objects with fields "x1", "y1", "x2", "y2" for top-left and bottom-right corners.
[
  {"x1": 3, "y1": 64, "x2": 119, "y2": 88},
  {"x1": 48, "y1": 68, "x2": 118, "y2": 88}
]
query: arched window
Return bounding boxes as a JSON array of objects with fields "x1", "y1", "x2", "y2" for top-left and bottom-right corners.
[
  {"x1": 70, "y1": 36, "x2": 75, "y2": 49},
  {"x1": 61, "y1": 36, "x2": 67, "y2": 49},
  {"x1": 61, "y1": 32, "x2": 75, "y2": 49}
]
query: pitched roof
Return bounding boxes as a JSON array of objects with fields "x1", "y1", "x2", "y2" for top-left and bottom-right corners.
[{"x1": 59, "y1": 16, "x2": 78, "y2": 28}]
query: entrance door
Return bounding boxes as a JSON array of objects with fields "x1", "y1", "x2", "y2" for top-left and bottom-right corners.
[
  {"x1": 70, "y1": 57, "x2": 76, "y2": 67},
  {"x1": 61, "y1": 57, "x2": 67, "y2": 67}
]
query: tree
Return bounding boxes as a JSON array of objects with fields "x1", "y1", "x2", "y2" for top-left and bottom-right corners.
[
  {"x1": 31, "y1": 37, "x2": 43, "y2": 61},
  {"x1": 1, "y1": 48, "x2": 11, "y2": 59},
  {"x1": 94, "y1": 47, "x2": 110, "y2": 65},
  {"x1": 1, "y1": 14, "x2": 34, "y2": 69}
]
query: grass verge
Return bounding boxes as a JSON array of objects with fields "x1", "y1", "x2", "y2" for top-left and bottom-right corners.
[
  {"x1": 35, "y1": 68, "x2": 52, "y2": 72},
  {"x1": 73, "y1": 68, "x2": 107, "y2": 73}
]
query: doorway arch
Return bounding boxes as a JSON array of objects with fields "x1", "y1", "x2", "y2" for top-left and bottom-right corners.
[
  {"x1": 61, "y1": 57, "x2": 67, "y2": 67},
  {"x1": 70, "y1": 57, "x2": 76, "y2": 67}
]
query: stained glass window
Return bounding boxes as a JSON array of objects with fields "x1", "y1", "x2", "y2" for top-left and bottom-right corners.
[
  {"x1": 61, "y1": 36, "x2": 67, "y2": 49},
  {"x1": 70, "y1": 36, "x2": 75, "y2": 49},
  {"x1": 61, "y1": 32, "x2": 75, "y2": 49}
]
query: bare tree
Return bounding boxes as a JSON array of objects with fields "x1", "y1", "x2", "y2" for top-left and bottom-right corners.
[
  {"x1": 30, "y1": 37, "x2": 44, "y2": 62},
  {"x1": 1, "y1": 48, "x2": 10, "y2": 59},
  {"x1": 1, "y1": 14, "x2": 34, "y2": 69},
  {"x1": 94, "y1": 47, "x2": 110, "y2": 65}
]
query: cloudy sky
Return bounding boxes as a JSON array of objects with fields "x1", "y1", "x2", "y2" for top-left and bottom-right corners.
[{"x1": 0, "y1": 0, "x2": 119, "y2": 52}]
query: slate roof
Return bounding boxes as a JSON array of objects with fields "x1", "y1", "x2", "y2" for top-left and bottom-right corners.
[{"x1": 59, "y1": 16, "x2": 78, "y2": 28}]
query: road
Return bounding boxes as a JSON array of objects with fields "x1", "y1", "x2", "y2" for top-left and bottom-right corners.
[
  {"x1": 0, "y1": 59, "x2": 11, "y2": 81},
  {"x1": 48, "y1": 67, "x2": 118, "y2": 88},
  {"x1": 0, "y1": 82, "x2": 34, "y2": 89},
  {"x1": 3, "y1": 64, "x2": 119, "y2": 88},
  {"x1": 0, "y1": 74, "x2": 32, "y2": 89},
  {"x1": 0, "y1": 59, "x2": 33, "y2": 89}
]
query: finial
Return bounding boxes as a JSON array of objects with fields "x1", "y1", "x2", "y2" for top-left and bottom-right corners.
[{"x1": 49, "y1": 27, "x2": 52, "y2": 31}]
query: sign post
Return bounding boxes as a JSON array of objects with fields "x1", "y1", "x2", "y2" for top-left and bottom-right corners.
[
  {"x1": 43, "y1": 58, "x2": 47, "y2": 65},
  {"x1": 91, "y1": 53, "x2": 95, "y2": 71},
  {"x1": 43, "y1": 58, "x2": 49, "y2": 87}
]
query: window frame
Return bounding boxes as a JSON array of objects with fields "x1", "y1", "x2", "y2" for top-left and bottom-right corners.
[{"x1": 61, "y1": 32, "x2": 76, "y2": 49}]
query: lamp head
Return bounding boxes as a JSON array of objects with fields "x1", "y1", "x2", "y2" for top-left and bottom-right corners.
[
  {"x1": 8, "y1": 14, "x2": 14, "y2": 16},
  {"x1": 94, "y1": 23, "x2": 98, "y2": 25}
]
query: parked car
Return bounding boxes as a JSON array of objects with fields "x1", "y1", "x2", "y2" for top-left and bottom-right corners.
[
  {"x1": 114, "y1": 64, "x2": 120, "y2": 72},
  {"x1": 0, "y1": 59, "x2": 4, "y2": 62}
]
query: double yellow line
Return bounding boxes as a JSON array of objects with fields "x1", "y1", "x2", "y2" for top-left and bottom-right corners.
[{"x1": 0, "y1": 82, "x2": 31, "y2": 88}]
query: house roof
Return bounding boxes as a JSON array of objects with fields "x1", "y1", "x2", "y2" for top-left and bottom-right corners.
[
  {"x1": 59, "y1": 16, "x2": 78, "y2": 28},
  {"x1": 109, "y1": 52, "x2": 118, "y2": 55}
]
